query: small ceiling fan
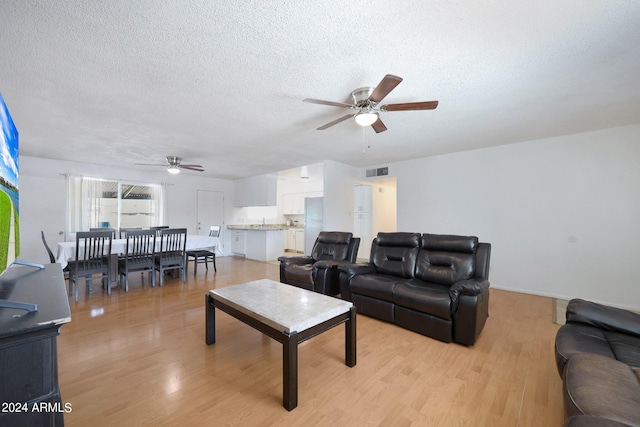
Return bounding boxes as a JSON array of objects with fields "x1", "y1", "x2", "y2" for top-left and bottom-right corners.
[
  {"x1": 135, "y1": 156, "x2": 204, "y2": 174},
  {"x1": 304, "y1": 74, "x2": 438, "y2": 133}
]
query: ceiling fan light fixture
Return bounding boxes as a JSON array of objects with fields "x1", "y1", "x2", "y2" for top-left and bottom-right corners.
[
  {"x1": 167, "y1": 166, "x2": 180, "y2": 174},
  {"x1": 355, "y1": 112, "x2": 379, "y2": 127}
]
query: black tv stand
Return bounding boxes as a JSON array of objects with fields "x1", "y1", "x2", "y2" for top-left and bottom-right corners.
[
  {"x1": 0, "y1": 260, "x2": 46, "y2": 312},
  {"x1": 0, "y1": 264, "x2": 71, "y2": 426}
]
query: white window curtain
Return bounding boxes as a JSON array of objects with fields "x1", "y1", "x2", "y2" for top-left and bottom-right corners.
[
  {"x1": 66, "y1": 176, "x2": 106, "y2": 234},
  {"x1": 66, "y1": 175, "x2": 165, "y2": 235}
]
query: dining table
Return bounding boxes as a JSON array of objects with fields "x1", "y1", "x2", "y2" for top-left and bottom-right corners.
[{"x1": 55, "y1": 235, "x2": 221, "y2": 270}]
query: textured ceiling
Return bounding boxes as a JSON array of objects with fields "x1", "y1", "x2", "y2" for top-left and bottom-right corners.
[{"x1": 1, "y1": 1, "x2": 639, "y2": 180}]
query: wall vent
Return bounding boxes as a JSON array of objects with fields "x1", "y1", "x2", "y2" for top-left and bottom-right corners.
[{"x1": 366, "y1": 167, "x2": 389, "y2": 177}]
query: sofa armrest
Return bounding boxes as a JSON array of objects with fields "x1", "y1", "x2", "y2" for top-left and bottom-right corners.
[
  {"x1": 566, "y1": 298, "x2": 640, "y2": 338},
  {"x1": 314, "y1": 260, "x2": 340, "y2": 270},
  {"x1": 337, "y1": 262, "x2": 375, "y2": 278},
  {"x1": 277, "y1": 256, "x2": 314, "y2": 268},
  {"x1": 449, "y1": 279, "x2": 490, "y2": 307}
]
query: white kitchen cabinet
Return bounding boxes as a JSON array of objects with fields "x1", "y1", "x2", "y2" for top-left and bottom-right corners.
[
  {"x1": 286, "y1": 229, "x2": 296, "y2": 251},
  {"x1": 282, "y1": 193, "x2": 304, "y2": 214},
  {"x1": 354, "y1": 184, "x2": 373, "y2": 212},
  {"x1": 282, "y1": 191, "x2": 323, "y2": 214},
  {"x1": 244, "y1": 230, "x2": 284, "y2": 261},
  {"x1": 231, "y1": 230, "x2": 246, "y2": 255},
  {"x1": 234, "y1": 174, "x2": 277, "y2": 207},
  {"x1": 295, "y1": 229, "x2": 305, "y2": 253}
]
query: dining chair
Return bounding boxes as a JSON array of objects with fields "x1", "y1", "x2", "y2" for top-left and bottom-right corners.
[
  {"x1": 41, "y1": 230, "x2": 69, "y2": 279},
  {"x1": 67, "y1": 230, "x2": 113, "y2": 302},
  {"x1": 90, "y1": 227, "x2": 117, "y2": 239},
  {"x1": 150, "y1": 225, "x2": 170, "y2": 237},
  {"x1": 119, "y1": 227, "x2": 142, "y2": 239},
  {"x1": 41, "y1": 230, "x2": 57, "y2": 264},
  {"x1": 154, "y1": 228, "x2": 187, "y2": 286},
  {"x1": 117, "y1": 229, "x2": 156, "y2": 292},
  {"x1": 186, "y1": 226, "x2": 219, "y2": 275}
]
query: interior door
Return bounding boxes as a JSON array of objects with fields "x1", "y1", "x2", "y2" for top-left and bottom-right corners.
[{"x1": 196, "y1": 190, "x2": 224, "y2": 241}]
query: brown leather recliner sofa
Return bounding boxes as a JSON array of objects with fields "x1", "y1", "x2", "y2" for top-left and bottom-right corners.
[
  {"x1": 555, "y1": 299, "x2": 640, "y2": 426},
  {"x1": 278, "y1": 231, "x2": 360, "y2": 296},
  {"x1": 338, "y1": 232, "x2": 491, "y2": 346}
]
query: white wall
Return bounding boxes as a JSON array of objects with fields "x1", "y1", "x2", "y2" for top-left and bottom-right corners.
[
  {"x1": 391, "y1": 124, "x2": 640, "y2": 310},
  {"x1": 322, "y1": 160, "x2": 361, "y2": 232},
  {"x1": 19, "y1": 156, "x2": 235, "y2": 264}
]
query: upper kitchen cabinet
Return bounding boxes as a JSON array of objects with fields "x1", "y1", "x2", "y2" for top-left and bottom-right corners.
[
  {"x1": 282, "y1": 191, "x2": 323, "y2": 215},
  {"x1": 234, "y1": 174, "x2": 278, "y2": 207}
]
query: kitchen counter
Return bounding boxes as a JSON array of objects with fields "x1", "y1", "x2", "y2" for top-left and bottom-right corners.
[
  {"x1": 227, "y1": 224, "x2": 303, "y2": 231},
  {"x1": 227, "y1": 226, "x2": 291, "y2": 261}
]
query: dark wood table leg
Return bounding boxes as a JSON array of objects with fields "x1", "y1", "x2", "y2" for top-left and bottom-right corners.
[
  {"x1": 205, "y1": 293, "x2": 216, "y2": 344},
  {"x1": 283, "y1": 331, "x2": 298, "y2": 411},
  {"x1": 346, "y1": 306, "x2": 356, "y2": 367}
]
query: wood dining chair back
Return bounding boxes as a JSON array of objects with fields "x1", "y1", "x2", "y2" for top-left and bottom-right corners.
[
  {"x1": 67, "y1": 230, "x2": 113, "y2": 301},
  {"x1": 42, "y1": 230, "x2": 70, "y2": 280},
  {"x1": 41, "y1": 230, "x2": 56, "y2": 264},
  {"x1": 119, "y1": 227, "x2": 142, "y2": 239},
  {"x1": 155, "y1": 228, "x2": 187, "y2": 286},
  {"x1": 209, "y1": 225, "x2": 221, "y2": 237},
  {"x1": 150, "y1": 226, "x2": 170, "y2": 237},
  {"x1": 186, "y1": 225, "x2": 219, "y2": 275},
  {"x1": 118, "y1": 229, "x2": 156, "y2": 292},
  {"x1": 90, "y1": 227, "x2": 117, "y2": 239}
]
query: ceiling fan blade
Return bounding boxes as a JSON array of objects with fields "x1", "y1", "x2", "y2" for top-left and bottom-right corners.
[
  {"x1": 382, "y1": 100, "x2": 439, "y2": 112},
  {"x1": 180, "y1": 165, "x2": 205, "y2": 171},
  {"x1": 303, "y1": 98, "x2": 354, "y2": 108},
  {"x1": 369, "y1": 74, "x2": 403, "y2": 103},
  {"x1": 134, "y1": 163, "x2": 165, "y2": 167},
  {"x1": 317, "y1": 114, "x2": 354, "y2": 130},
  {"x1": 371, "y1": 118, "x2": 387, "y2": 133}
]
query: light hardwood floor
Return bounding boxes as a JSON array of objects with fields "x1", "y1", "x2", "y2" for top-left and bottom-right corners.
[{"x1": 57, "y1": 257, "x2": 564, "y2": 426}]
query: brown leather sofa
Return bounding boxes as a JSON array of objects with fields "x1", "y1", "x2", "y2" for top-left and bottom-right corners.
[
  {"x1": 338, "y1": 232, "x2": 491, "y2": 346},
  {"x1": 555, "y1": 299, "x2": 640, "y2": 426},
  {"x1": 278, "y1": 231, "x2": 360, "y2": 296}
]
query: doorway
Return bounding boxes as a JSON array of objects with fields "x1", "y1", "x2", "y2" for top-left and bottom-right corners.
[
  {"x1": 353, "y1": 177, "x2": 397, "y2": 260},
  {"x1": 196, "y1": 190, "x2": 224, "y2": 249}
]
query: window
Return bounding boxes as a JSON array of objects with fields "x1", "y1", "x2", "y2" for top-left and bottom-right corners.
[{"x1": 67, "y1": 176, "x2": 164, "y2": 233}]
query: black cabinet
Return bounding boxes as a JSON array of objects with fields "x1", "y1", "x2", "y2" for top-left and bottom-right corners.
[{"x1": 0, "y1": 264, "x2": 71, "y2": 426}]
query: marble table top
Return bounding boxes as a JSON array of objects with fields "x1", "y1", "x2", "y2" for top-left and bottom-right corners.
[{"x1": 209, "y1": 279, "x2": 353, "y2": 334}]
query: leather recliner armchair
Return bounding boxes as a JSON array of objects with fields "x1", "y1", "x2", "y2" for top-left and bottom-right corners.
[{"x1": 278, "y1": 231, "x2": 360, "y2": 296}]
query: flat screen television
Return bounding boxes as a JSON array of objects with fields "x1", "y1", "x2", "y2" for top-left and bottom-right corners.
[
  {"x1": 0, "y1": 92, "x2": 19, "y2": 276},
  {"x1": 0, "y1": 92, "x2": 39, "y2": 312}
]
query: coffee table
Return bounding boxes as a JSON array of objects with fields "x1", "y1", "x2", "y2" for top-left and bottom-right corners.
[{"x1": 205, "y1": 279, "x2": 356, "y2": 411}]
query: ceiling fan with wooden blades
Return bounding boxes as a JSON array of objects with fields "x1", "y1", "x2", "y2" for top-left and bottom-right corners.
[
  {"x1": 303, "y1": 74, "x2": 438, "y2": 133},
  {"x1": 135, "y1": 156, "x2": 204, "y2": 174}
]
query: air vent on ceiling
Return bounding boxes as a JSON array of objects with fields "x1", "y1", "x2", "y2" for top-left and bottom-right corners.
[{"x1": 366, "y1": 167, "x2": 389, "y2": 178}]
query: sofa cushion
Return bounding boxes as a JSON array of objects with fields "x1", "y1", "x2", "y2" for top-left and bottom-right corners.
[
  {"x1": 350, "y1": 274, "x2": 398, "y2": 303},
  {"x1": 422, "y1": 234, "x2": 478, "y2": 253},
  {"x1": 371, "y1": 232, "x2": 421, "y2": 278},
  {"x1": 394, "y1": 279, "x2": 452, "y2": 320},
  {"x1": 563, "y1": 353, "x2": 640, "y2": 423},
  {"x1": 414, "y1": 234, "x2": 478, "y2": 285},
  {"x1": 415, "y1": 250, "x2": 476, "y2": 285},
  {"x1": 311, "y1": 231, "x2": 353, "y2": 261},
  {"x1": 555, "y1": 323, "x2": 640, "y2": 376},
  {"x1": 566, "y1": 298, "x2": 640, "y2": 339}
]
